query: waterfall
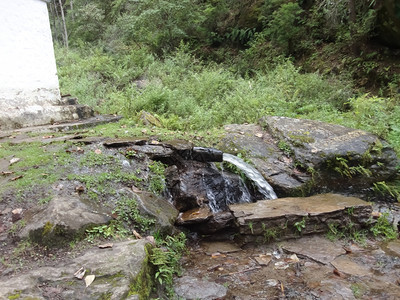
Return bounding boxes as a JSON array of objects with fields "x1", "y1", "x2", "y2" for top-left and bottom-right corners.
[{"x1": 222, "y1": 153, "x2": 277, "y2": 200}]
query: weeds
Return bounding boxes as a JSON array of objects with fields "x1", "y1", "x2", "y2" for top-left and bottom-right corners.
[
  {"x1": 148, "y1": 161, "x2": 167, "y2": 195},
  {"x1": 85, "y1": 196, "x2": 155, "y2": 242},
  {"x1": 370, "y1": 213, "x2": 398, "y2": 241},
  {"x1": 150, "y1": 232, "x2": 187, "y2": 297},
  {"x1": 294, "y1": 217, "x2": 307, "y2": 233}
]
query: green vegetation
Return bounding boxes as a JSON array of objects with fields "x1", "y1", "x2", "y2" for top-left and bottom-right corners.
[
  {"x1": 261, "y1": 223, "x2": 281, "y2": 242},
  {"x1": 326, "y1": 222, "x2": 367, "y2": 245},
  {"x1": 370, "y1": 213, "x2": 398, "y2": 240},
  {"x1": 148, "y1": 161, "x2": 167, "y2": 196},
  {"x1": 86, "y1": 196, "x2": 155, "y2": 242},
  {"x1": 294, "y1": 217, "x2": 307, "y2": 233},
  {"x1": 150, "y1": 232, "x2": 187, "y2": 297},
  {"x1": 0, "y1": 142, "x2": 71, "y2": 201}
]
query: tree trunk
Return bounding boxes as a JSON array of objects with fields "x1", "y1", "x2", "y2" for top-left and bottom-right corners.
[
  {"x1": 58, "y1": 0, "x2": 69, "y2": 49},
  {"x1": 348, "y1": 0, "x2": 359, "y2": 54}
]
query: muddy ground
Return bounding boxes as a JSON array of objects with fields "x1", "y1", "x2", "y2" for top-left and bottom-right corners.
[{"x1": 180, "y1": 233, "x2": 400, "y2": 300}]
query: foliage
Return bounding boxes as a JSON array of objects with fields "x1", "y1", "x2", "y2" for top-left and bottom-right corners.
[
  {"x1": 148, "y1": 161, "x2": 167, "y2": 196},
  {"x1": 294, "y1": 217, "x2": 307, "y2": 233},
  {"x1": 370, "y1": 213, "x2": 398, "y2": 241},
  {"x1": 150, "y1": 232, "x2": 187, "y2": 297},
  {"x1": 113, "y1": 197, "x2": 156, "y2": 233},
  {"x1": 86, "y1": 196, "x2": 156, "y2": 242},
  {"x1": 264, "y1": 2, "x2": 305, "y2": 54}
]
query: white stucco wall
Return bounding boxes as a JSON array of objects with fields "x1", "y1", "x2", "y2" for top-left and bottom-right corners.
[{"x1": 0, "y1": 0, "x2": 60, "y2": 105}]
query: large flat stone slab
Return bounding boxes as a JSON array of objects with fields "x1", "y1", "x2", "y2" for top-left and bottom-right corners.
[
  {"x1": 281, "y1": 235, "x2": 346, "y2": 265},
  {"x1": 230, "y1": 194, "x2": 372, "y2": 241}
]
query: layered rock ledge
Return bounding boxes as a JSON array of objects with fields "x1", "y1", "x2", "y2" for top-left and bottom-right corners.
[{"x1": 230, "y1": 194, "x2": 372, "y2": 242}]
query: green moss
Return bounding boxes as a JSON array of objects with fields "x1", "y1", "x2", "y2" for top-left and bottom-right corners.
[
  {"x1": 42, "y1": 221, "x2": 54, "y2": 236},
  {"x1": 288, "y1": 133, "x2": 315, "y2": 146},
  {"x1": 129, "y1": 244, "x2": 155, "y2": 299},
  {"x1": 7, "y1": 291, "x2": 21, "y2": 299}
]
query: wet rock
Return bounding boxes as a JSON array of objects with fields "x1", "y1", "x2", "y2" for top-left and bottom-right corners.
[
  {"x1": 178, "y1": 147, "x2": 223, "y2": 163},
  {"x1": 103, "y1": 138, "x2": 148, "y2": 148},
  {"x1": 176, "y1": 207, "x2": 213, "y2": 225},
  {"x1": 386, "y1": 240, "x2": 400, "y2": 257},
  {"x1": 201, "y1": 241, "x2": 242, "y2": 255},
  {"x1": 19, "y1": 196, "x2": 111, "y2": 247},
  {"x1": 331, "y1": 256, "x2": 371, "y2": 277},
  {"x1": 220, "y1": 117, "x2": 399, "y2": 197},
  {"x1": 0, "y1": 239, "x2": 153, "y2": 300},
  {"x1": 230, "y1": 194, "x2": 372, "y2": 242},
  {"x1": 167, "y1": 160, "x2": 254, "y2": 213},
  {"x1": 261, "y1": 116, "x2": 399, "y2": 192},
  {"x1": 219, "y1": 123, "x2": 309, "y2": 197},
  {"x1": 174, "y1": 276, "x2": 228, "y2": 300},
  {"x1": 281, "y1": 236, "x2": 347, "y2": 264},
  {"x1": 176, "y1": 207, "x2": 234, "y2": 234}
]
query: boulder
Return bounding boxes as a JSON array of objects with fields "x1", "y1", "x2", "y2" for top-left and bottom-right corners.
[
  {"x1": 166, "y1": 160, "x2": 255, "y2": 213},
  {"x1": 19, "y1": 196, "x2": 111, "y2": 247},
  {"x1": 119, "y1": 188, "x2": 178, "y2": 235},
  {"x1": 0, "y1": 239, "x2": 153, "y2": 300},
  {"x1": 220, "y1": 117, "x2": 399, "y2": 197},
  {"x1": 174, "y1": 276, "x2": 228, "y2": 300}
]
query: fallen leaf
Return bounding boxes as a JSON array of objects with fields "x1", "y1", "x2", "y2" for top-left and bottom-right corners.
[
  {"x1": 42, "y1": 135, "x2": 54, "y2": 139},
  {"x1": 10, "y1": 175, "x2": 23, "y2": 181},
  {"x1": 255, "y1": 133, "x2": 263, "y2": 138},
  {"x1": 94, "y1": 149, "x2": 102, "y2": 155},
  {"x1": 9, "y1": 158, "x2": 21, "y2": 165},
  {"x1": 98, "y1": 243, "x2": 113, "y2": 249},
  {"x1": 333, "y1": 268, "x2": 342, "y2": 277},
  {"x1": 84, "y1": 275, "x2": 95, "y2": 287},
  {"x1": 74, "y1": 267, "x2": 86, "y2": 279},
  {"x1": 280, "y1": 281, "x2": 285, "y2": 295},
  {"x1": 132, "y1": 229, "x2": 142, "y2": 239}
]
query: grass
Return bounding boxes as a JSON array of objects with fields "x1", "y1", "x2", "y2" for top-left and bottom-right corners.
[
  {"x1": 55, "y1": 46, "x2": 400, "y2": 157},
  {"x1": 0, "y1": 142, "x2": 72, "y2": 201}
]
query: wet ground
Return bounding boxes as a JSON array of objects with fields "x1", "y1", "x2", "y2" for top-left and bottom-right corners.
[{"x1": 180, "y1": 235, "x2": 400, "y2": 299}]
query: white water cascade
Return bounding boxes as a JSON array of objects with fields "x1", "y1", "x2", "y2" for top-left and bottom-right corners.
[{"x1": 222, "y1": 153, "x2": 277, "y2": 200}]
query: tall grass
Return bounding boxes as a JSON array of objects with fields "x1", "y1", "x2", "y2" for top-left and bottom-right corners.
[{"x1": 55, "y1": 45, "x2": 400, "y2": 154}]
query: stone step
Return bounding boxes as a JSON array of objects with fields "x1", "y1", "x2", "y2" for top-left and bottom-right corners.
[{"x1": 229, "y1": 194, "x2": 372, "y2": 242}]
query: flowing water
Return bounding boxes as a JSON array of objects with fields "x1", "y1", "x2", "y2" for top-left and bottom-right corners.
[{"x1": 222, "y1": 153, "x2": 277, "y2": 201}]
